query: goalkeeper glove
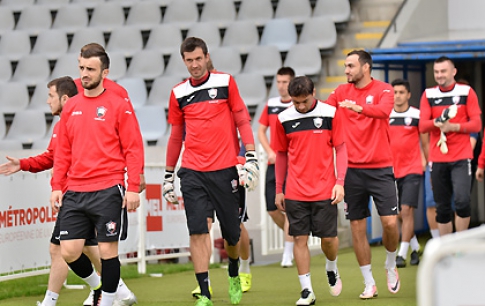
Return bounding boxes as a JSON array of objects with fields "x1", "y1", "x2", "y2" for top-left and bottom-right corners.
[
  {"x1": 239, "y1": 151, "x2": 260, "y2": 192},
  {"x1": 437, "y1": 131, "x2": 449, "y2": 154},
  {"x1": 163, "y1": 170, "x2": 179, "y2": 204},
  {"x1": 435, "y1": 104, "x2": 458, "y2": 124}
]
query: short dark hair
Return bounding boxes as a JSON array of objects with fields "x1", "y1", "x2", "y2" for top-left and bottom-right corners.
[
  {"x1": 347, "y1": 49, "x2": 373, "y2": 71},
  {"x1": 391, "y1": 78, "x2": 411, "y2": 92},
  {"x1": 47, "y1": 76, "x2": 78, "y2": 98},
  {"x1": 434, "y1": 56, "x2": 454, "y2": 66},
  {"x1": 277, "y1": 67, "x2": 295, "y2": 78},
  {"x1": 80, "y1": 43, "x2": 110, "y2": 70},
  {"x1": 180, "y1": 37, "x2": 208, "y2": 58},
  {"x1": 288, "y1": 76, "x2": 314, "y2": 97}
]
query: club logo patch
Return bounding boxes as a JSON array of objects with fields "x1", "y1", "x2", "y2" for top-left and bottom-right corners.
[
  {"x1": 404, "y1": 117, "x2": 412, "y2": 126},
  {"x1": 105, "y1": 221, "x2": 118, "y2": 236},
  {"x1": 231, "y1": 179, "x2": 238, "y2": 193},
  {"x1": 97, "y1": 106, "x2": 107, "y2": 118},
  {"x1": 452, "y1": 96, "x2": 460, "y2": 104},
  {"x1": 208, "y1": 88, "x2": 217, "y2": 99},
  {"x1": 313, "y1": 117, "x2": 323, "y2": 128},
  {"x1": 366, "y1": 95, "x2": 374, "y2": 104}
]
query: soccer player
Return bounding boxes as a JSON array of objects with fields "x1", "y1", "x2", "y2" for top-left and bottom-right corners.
[
  {"x1": 50, "y1": 44, "x2": 145, "y2": 306},
  {"x1": 163, "y1": 37, "x2": 258, "y2": 306},
  {"x1": 274, "y1": 76, "x2": 346, "y2": 305},
  {"x1": 389, "y1": 79, "x2": 426, "y2": 267},
  {"x1": 419, "y1": 56, "x2": 481, "y2": 236},
  {"x1": 326, "y1": 50, "x2": 400, "y2": 299},
  {"x1": 258, "y1": 67, "x2": 295, "y2": 267}
]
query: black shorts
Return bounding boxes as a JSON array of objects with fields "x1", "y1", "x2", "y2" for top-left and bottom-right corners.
[
  {"x1": 59, "y1": 185, "x2": 128, "y2": 243},
  {"x1": 431, "y1": 159, "x2": 472, "y2": 222},
  {"x1": 344, "y1": 167, "x2": 398, "y2": 220},
  {"x1": 178, "y1": 167, "x2": 241, "y2": 246},
  {"x1": 50, "y1": 215, "x2": 97, "y2": 246},
  {"x1": 396, "y1": 174, "x2": 422, "y2": 209},
  {"x1": 285, "y1": 199, "x2": 337, "y2": 238}
]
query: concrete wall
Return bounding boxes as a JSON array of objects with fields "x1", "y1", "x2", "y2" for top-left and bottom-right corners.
[{"x1": 448, "y1": 0, "x2": 485, "y2": 30}]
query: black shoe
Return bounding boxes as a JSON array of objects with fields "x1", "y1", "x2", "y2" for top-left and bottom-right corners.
[
  {"x1": 93, "y1": 288, "x2": 102, "y2": 306},
  {"x1": 410, "y1": 250, "x2": 420, "y2": 265},
  {"x1": 396, "y1": 255, "x2": 406, "y2": 268}
]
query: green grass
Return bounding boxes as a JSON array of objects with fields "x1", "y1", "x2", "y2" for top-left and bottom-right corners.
[{"x1": 0, "y1": 244, "x2": 420, "y2": 305}]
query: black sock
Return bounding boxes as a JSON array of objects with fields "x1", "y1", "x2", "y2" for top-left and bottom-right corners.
[
  {"x1": 101, "y1": 257, "x2": 120, "y2": 293},
  {"x1": 228, "y1": 256, "x2": 239, "y2": 277},
  {"x1": 196, "y1": 272, "x2": 211, "y2": 299},
  {"x1": 67, "y1": 253, "x2": 93, "y2": 278}
]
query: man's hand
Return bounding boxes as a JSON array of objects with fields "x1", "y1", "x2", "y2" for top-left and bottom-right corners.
[
  {"x1": 50, "y1": 190, "x2": 63, "y2": 213},
  {"x1": 0, "y1": 156, "x2": 21, "y2": 175},
  {"x1": 139, "y1": 174, "x2": 146, "y2": 193},
  {"x1": 476, "y1": 168, "x2": 484, "y2": 182},
  {"x1": 438, "y1": 121, "x2": 460, "y2": 133},
  {"x1": 339, "y1": 99, "x2": 363, "y2": 113},
  {"x1": 267, "y1": 150, "x2": 276, "y2": 164},
  {"x1": 435, "y1": 104, "x2": 458, "y2": 124},
  {"x1": 239, "y1": 151, "x2": 260, "y2": 191},
  {"x1": 123, "y1": 191, "x2": 140, "y2": 211},
  {"x1": 163, "y1": 171, "x2": 179, "y2": 204},
  {"x1": 331, "y1": 185, "x2": 345, "y2": 205},
  {"x1": 275, "y1": 193, "x2": 285, "y2": 211}
]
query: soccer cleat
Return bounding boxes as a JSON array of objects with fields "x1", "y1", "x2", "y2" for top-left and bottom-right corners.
[
  {"x1": 83, "y1": 290, "x2": 94, "y2": 306},
  {"x1": 359, "y1": 284, "x2": 378, "y2": 299},
  {"x1": 281, "y1": 253, "x2": 293, "y2": 268},
  {"x1": 386, "y1": 267, "x2": 401, "y2": 294},
  {"x1": 410, "y1": 250, "x2": 420, "y2": 265},
  {"x1": 191, "y1": 285, "x2": 214, "y2": 298},
  {"x1": 92, "y1": 288, "x2": 102, "y2": 306},
  {"x1": 195, "y1": 296, "x2": 213, "y2": 306},
  {"x1": 295, "y1": 289, "x2": 316, "y2": 306},
  {"x1": 228, "y1": 276, "x2": 242, "y2": 305},
  {"x1": 326, "y1": 270, "x2": 342, "y2": 297},
  {"x1": 396, "y1": 255, "x2": 406, "y2": 268},
  {"x1": 113, "y1": 291, "x2": 138, "y2": 306},
  {"x1": 239, "y1": 273, "x2": 252, "y2": 292}
]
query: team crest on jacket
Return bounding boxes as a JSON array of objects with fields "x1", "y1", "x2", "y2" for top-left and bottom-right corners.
[
  {"x1": 105, "y1": 221, "x2": 117, "y2": 236},
  {"x1": 452, "y1": 96, "x2": 460, "y2": 104},
  {"x1": 366, "y1": 95, "x2": 374, "y2": 104},
  {"x1": 97, "y1": 106, "x2": 107, "y2": 118},
  {"x1": 208, "y1": 88, "x2": 217, "y2": 99},
  {"x1": 404, "y1": 117, "x2": 412, "y2": 126},
  {"x1": 313, "y1": 117, "x2": 323, "y2": 128}
]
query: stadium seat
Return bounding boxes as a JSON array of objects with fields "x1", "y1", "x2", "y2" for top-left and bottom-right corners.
[
  {"x1": 0, "y1": 140, "x2": 24, "y2": 150},
  {"x1": 89, "y1": 2, "x2": 126, "y2": 33},
  {"x1": 284, "y1": 43, "x2": 322, "y2": 77},
  {"x1": 299, "y1": 17, "x2": 337, "y2": 51},
  {"x1": 200, "y1": 0, "x2": 236, "y2": 29},
  {"x1": 125, "y1": 1, "x2": 163, "y2": 31},
  {"x1": 71, "y1": 0, "x2": 107, "y2": 9},
  {"x1": 0, "y1": 30, "x2": 31, "y2": 61},
  {"x1": 0, "y1": 7, "x2": 15, "y2": 35},
  {"x1": 186, "y1": 22, "x2": 221, "y2": 49},
  {"x1": 0, "y1": 114, "x2": 6, "y2": 138},
  {"x1": 162, "y1": 0, "x2": 199, "y2": 30},
  {"x1": 145, "y1": 24, "x2": 183, "y2": 56},
  {"x1": 5, "y1": 110, "x2": 47, "y2": 145},
  {"x1": 163, "y1": 51, "x2": 190, "y2": 79},
  {"x1": 221, "y1": 20, "x2": 259, "y2": 55},
  {"x1": 11, "y1": 55, "x2": 51, "y2": 87},
  {"x1": 236, "y1": 0, "x2": 273, "y2": 26},
  {"x1": 116, "y1": 77, "x2": 147, "y2": 109},
  {"x1": 274, "y1": 0, "x2": 312, "y2": 25},
  {"x1": 313, "y1": 0, "x2": 351, "y2": 24},
  {"x1": 260, "y1": 18, "x2": 297, "y2": 52},
  {"x1": 0, "y1": 57, "x2": 12, "y2": 82},
  {"x1": 0, "y1": 0, "x2": 35, "y2": 12},
  {"x1": 209, "y1": 47, "x2": 242, "y2": 76},
  {"x1": 52, "y1": 4, "x2": 90, "y2": 34},
  {"x1": 15, "y1": 5, "x2": 53, "y2": 36},
  {"x1": 135, "y1": 105, "x2": 167, "y2": 143},
  {"x1": 31, "y1": 138, "x2": 51, "y2": 150},
  {"x1": 106, "y1": 26, "x2": 144, "y2": 58},
  {"x1": 0, "y1": 82, "x2": 30, "y2": 114},
  {"x1": 68, "y1": 28, "x2": 106, "y2": 54},
  {"x1": 28, "y1": 82, "x2": 51, "y2": 114},
  {"x1": 50, "y1": 53, "x2": 80, "y2": 79},
  {"x1": 32, "y1": 29, "x2": 69, "y2": 61},
  {"x1": 234, "y1": 73, "x2": 267, "y2": 107},
  {"x1": 106, "y1": 52, "x2": 128, "y2": 80},
  {"x1": 36, "y1": 0, "x2": 70, "y2": 10},
  {"x1": 146, "y1": 75, "x2": 183, "y2": 108},
  {"x1": 125, "y1": 50, "x2": 165, "y2": 80},
  {"x1": 242, "y1": 45, "x2": 282, "y2": 77}
]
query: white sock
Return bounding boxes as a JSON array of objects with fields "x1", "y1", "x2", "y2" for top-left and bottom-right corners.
[
  {"x1": 410, "y1": 235, "x2": 420, "y2": 251},
  {"x1": 385, "y1": 250, "x2": 397, "y2": 269},
  {"x1": 116, "y1": 278, "x2": 132, "y2": 300},
  {"x1": 431, "y1": 229, "x2": 440, "y2": 238},
  {"x1": 99, "y1": 291, "x2": 116, "y2": 306},
  {"x1": 239, "y1": 258, "x2": 251, "y2": 274},
  {"x1": 42, "y1": 290, "x2": 59, "y2": 306},
  {"x1": 298, "y1": 273, "x2": 313, "y2": 292},
  {"x1": 398, "y1": 242, "x2": 410, "y2": 258},
  {"x1": 325, "y1": 258, "x2": 338, "y2": 272},
  {"x1": 359, "y1": 265, "x2": 375, "y2": 286},
  {"x1": 284, "y1": 241, "x2": 294, "y2": 258},
  {"x1": 82, "y1": 271, "x2": 101, "y2": 289}
]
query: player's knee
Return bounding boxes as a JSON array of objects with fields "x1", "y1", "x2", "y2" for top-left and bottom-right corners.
[
  {"x1": 436, "y1": 211, "x2": 452, "y2": 224},
  {"x1": 455, "y1": 205, "x2": 471, "y2": 218}
]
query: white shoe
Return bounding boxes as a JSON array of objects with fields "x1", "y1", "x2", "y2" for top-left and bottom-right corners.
[
  {"x1": 281, "y1": 253, "x2": 293, "y2": 268},
  {"x1": 83, "y1": 290, "x2": 94, "y2": 306},
  {"x1": 295, "y1": 289, "x2": 315, "y2": 306},
  {"x1": 113, "y1": 291, "x2": 138, "y2": 306}
]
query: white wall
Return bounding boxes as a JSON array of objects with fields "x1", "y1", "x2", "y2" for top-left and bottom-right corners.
[{"x1": 448, "y1": 0, "x2": 485, "y2": 30}]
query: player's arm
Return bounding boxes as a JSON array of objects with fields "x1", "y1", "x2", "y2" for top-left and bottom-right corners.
[
  {"x1": 419, "y1": 92, "x2": 439, "y2": 133},
  {"x1": 476, "y1": 135, "x2": 485, "y2": 182},
  {"x1": 420, "y1": 133, "x2": 430, "y2": 169},
  {"x1": 257, "y1": 124, "x2": 275, "y2": 164},
  {"x1": 332, "y1": 109, "x2": 347, "y2": 204},
  {"x1": 51, "y1": 112, "x2": 71, "y2": 211},
  {"x1": 275, "y1": 150, "x2": 287, "y2": 211}
]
